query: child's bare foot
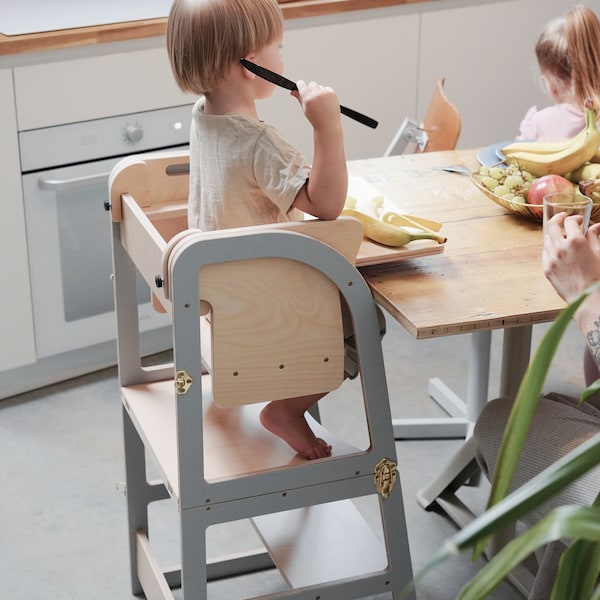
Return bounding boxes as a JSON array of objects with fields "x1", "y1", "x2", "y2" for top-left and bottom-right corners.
[{"x1": 259, "y1": 401, "x2": 332, "y2": 460}]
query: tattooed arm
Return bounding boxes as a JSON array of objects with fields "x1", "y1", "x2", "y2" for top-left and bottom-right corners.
[{"x1": 543, "y1": 214, "x2": 600, "y2": 375}]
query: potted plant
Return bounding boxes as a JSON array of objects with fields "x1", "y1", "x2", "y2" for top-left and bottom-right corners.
[{"x1": 409, "y1": 283, "x2": 600, "y2": 599}]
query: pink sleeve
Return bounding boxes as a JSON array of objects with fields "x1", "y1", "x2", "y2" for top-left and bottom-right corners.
[{"x1": 517, "y1": 105, "x2": 538, "y2": 140}]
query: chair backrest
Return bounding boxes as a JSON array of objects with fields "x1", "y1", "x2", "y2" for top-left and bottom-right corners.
[
  {"x1": 190, "y1": 219, "x2": 363, "y2": 408},
  {"x1": 417, "y1": 76, "x2": 461, "y2": 153},
  {"x1": 384, "y1": 76, "x2": 461, "y2": 156}
]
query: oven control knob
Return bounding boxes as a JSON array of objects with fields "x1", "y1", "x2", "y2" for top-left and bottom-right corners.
[{"x1": 123, "y1": 123, "x2": 143, "y2": 144}]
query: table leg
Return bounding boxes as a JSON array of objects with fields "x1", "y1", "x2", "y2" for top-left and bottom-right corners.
[
  {"x1": 500, "y1": 326, "x2": 533, "y2": 398},
  {"x1": 416, "y1": 325, "x2": 533, "y2": 513},
  {"x1": 392, "y1": 330, "x2": 491, "y2": 439}
]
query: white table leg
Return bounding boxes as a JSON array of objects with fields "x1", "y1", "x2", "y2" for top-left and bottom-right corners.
[
  {"x1": 416, "y1": 325, "x2": 533, "y2": 512},
  {"x1": 500, "y1": 326, "x2": 533, "y2": 398},
  {"x1": 392, "y1": 330, "x2": 491, "y2": 439}
]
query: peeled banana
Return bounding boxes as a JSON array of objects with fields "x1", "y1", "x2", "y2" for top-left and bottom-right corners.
[
  {"x1": 341, "y1": 207, "x2": 446, "y2": 247},
  {"x1": 381, "y1": 211, "x2": 443, "y2": 232},
  {"x1": 502, "y1": 98, "x2": 600, "y2": 177}
]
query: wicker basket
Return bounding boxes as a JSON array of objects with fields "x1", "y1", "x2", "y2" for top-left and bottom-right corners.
[{"x1": 471, "y1": 174, "x2": 600, "y2": 222}]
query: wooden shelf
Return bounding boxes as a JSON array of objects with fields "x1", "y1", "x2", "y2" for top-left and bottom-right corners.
[
  {"x1": 121, "y1": 377, "x2": 362, "y2": 499},
  {"x1": 252, "y1": 499, "x2": 388, "y2": 588}
]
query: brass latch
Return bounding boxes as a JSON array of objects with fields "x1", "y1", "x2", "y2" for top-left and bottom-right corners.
[
  {"x1": 175, "y1": 370, "x2": 193, "y2": 395},
  {"x1": 374, "y1": 458, "x2": 398, "y2": 499}
]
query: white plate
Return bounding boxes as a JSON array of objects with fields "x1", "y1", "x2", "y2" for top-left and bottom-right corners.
[
  {"x1": 477, "y1": 140, "x2": 514, "y2": 166},
  {"x1": 478, "y1": 139, "x2": 536, "y2": 166}
]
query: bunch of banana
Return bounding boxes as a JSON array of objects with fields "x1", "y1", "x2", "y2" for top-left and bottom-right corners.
[
  {"x1": 501, "y1": 98, "x2": 600, "y2": 177},
  {"x1": 341, "y1": 206, "x2": 446, "y2": 247}
]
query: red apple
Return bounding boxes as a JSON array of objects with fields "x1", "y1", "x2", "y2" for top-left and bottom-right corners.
[{"x1": 526, "y1": 174, "x2": 575, "y2": 217}]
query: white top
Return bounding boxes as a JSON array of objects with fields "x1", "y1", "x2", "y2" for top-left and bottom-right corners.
[{"x1": 188, "y1": 98, "x2": 309, "y2": 231}]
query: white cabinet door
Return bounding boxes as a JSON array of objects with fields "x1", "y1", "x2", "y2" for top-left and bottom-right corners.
[
  {"x1": 14, "y1": 42, "x2": 196, "y2": 130},
  {"x1": 0, "y1": 67, "x2": 36, "y2": 371}
]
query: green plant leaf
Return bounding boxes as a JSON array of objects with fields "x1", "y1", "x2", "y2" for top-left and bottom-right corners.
[
  {"x1": 457, "y1": 506, "x2": 600, "y2": 600},
  {"x1": 590, "y1": 581, "x2": 600, "y2": 600},
  {"x1": 551, "y1": 538, "x2": 600, "y2": 600},
  {"x1": 581, "y1": 379, "x2": 600, "y2": 404},
  {"x1": 410, "y1": 433, "x2": 600, "y2": 599},
  {"x1": 426, "y1": 433, "x2": 600, "y2": 554},
  {"x1": 473, "y1": 282, "x2": 600, "y2": 557},
  {"x1": 551, "y1": 493, "x2": 600, "y2": 600},
  {"x1": 408, "y1": 283, "x2": 600, "y2": 597}
]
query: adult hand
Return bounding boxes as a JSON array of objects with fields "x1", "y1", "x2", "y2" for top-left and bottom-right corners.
[{"x1": 542, "y1": 213, "x2": 600, "y2": 304}]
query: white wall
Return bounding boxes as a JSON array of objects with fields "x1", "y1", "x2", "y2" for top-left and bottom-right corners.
[{"x1": 260, "y1": 0, "x2": 579, "y2": 160}]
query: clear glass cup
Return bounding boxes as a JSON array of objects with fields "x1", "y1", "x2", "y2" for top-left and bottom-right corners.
[{"x1": 542, "y1": 192, "x2": 592, "y2": 233}]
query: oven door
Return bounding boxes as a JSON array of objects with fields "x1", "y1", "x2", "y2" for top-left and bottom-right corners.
[{"x1": 22, "y1": 154, "x2": 175, "y2": 358}]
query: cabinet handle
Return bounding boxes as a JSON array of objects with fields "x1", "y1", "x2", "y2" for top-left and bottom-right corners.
[{"x1": 38, "y1": 172, "x2": 110, "y2": 192}]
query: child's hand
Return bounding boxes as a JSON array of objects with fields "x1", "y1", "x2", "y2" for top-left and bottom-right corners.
[{"x1": 292, "y1": 80, "x2": 341, "y2": 130}]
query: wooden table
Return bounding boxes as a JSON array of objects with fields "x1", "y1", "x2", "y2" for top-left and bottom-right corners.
[{"x1": 347, "y1": 149, "x2": 567, "y2": 524}]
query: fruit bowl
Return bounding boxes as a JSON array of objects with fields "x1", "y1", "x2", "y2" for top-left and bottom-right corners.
[
  {"x1": 471, "y1": 174, "x2": 543, "y2": 221},
  {"x1": 471, "y1": 174, "x2": 600, "y2": 223}
]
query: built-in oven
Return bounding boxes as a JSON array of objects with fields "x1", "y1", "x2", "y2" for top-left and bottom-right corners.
[{"x1": 19, "y1": 104, "x2": 193, "y2": 359}]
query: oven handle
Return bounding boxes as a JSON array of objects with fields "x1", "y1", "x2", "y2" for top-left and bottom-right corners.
[{"x1": 38, "y1": 172, "x2": 110, "y2": 192}]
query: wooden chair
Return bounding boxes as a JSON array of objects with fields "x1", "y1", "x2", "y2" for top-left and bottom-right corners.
[
  {"x1": 109, "y1": 150, "x2": 415, "y2": 599},
  {"x1": 384, "y1": 76, "x2": 462, "y2": 156}
]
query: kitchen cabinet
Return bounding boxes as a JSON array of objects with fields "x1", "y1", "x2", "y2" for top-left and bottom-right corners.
[
  {"x1": 14, "y1": 46, "x2": 193, "y2": 130},
  {"x1": 0, "y1": 68, "x2": 36, "y2": 371}
]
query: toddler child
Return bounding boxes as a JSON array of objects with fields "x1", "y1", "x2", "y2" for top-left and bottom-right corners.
[
  {"x1": 517, "y1": 4, "x2": 600, "y2": 141},
  {"x1": 167, "y1": 0, "x2": 351, "y2": 460}
]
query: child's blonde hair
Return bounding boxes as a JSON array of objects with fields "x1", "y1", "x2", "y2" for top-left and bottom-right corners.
[
  {"x1": 167, "y1": 0, "x2": 284, "y2": 94},
  {"x1": 535, "y1": 4, "x2": 600, "y2": 113}
]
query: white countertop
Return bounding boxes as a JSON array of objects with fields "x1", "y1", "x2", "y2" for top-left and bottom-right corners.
[{"x1": 0, "y1": 0, "x2": 173, "y2": 36}]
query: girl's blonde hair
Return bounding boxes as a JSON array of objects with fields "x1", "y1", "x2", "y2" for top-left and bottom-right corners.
[
  {"x1": 167, "y1": 0, "x2": 283, "y2": 94},
  {"x1": 535, "y1": 4, "x2": 600, "y2": 113}
]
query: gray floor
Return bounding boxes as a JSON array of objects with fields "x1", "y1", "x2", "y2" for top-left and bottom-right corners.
[{"x1": 0, "y1": 313, "x2": 586, "y2": 599}]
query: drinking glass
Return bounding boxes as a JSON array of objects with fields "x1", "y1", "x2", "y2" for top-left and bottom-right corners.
[{"x1": 542, "y1": 192, "x2": 592, "y2": 233}]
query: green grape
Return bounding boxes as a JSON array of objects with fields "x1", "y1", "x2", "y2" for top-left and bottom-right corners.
[
  {"x1": 489, "y1": 167, "x2": 504, "y2": 180},
  {"x1": 512, "y1": 195, "x2": 526, "y2": 204},
  {"x1": 494, "y1": 185, "x2": 509, "y2": 196},
  {"x1": 523, "y1": 171, "x2": 535, "y2": 183},
  {"x1": 504, "y1": 175, "x2": 524, "y2": 191},
  {"x1": 482, "y1": 176, "x2": 498, "y2": 190}
]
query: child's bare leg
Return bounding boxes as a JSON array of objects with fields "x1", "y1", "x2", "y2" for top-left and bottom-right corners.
[{"x1": 259, "y1": 393, "x2": 331, "y2": 460}]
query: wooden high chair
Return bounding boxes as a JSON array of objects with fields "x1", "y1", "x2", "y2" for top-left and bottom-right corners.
[
  {"x1": 384, "y1": 76, "x2": 462, "y2": 156},
  {"x1": 109, "y1": 150, "x2": 415, "y2": 599},
  {"x1": 417, "y1": 76, "x2": 462, "y2": 153}
]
